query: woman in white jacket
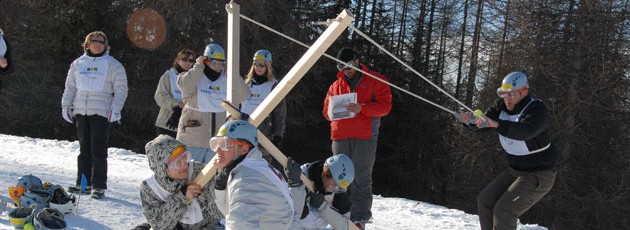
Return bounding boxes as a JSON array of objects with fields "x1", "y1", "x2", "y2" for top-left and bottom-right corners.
[{"x1": 61, "y1": 31, "x2": 128, "y2": 199}]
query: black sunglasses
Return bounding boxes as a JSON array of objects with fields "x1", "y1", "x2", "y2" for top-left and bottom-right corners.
[{"x1": 90, "y1": 39, "x2": 106, "y2": 44}]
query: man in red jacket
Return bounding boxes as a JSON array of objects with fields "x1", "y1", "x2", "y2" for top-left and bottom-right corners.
[{"x1": 322, "y1": 47, "x2": 392, "y2": 227}]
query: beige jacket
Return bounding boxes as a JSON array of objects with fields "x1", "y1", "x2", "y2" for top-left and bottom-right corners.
[
  {"x1": 176, "y1": 63, "x2": 249, "y2": 148},
  {"x1": 154, "y1": 68, "x2": 182, "y2": 131}
]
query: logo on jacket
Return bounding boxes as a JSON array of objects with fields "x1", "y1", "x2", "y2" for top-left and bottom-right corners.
[{"x1": 86, "y1": 67, "x2": 98, "y2": 72}]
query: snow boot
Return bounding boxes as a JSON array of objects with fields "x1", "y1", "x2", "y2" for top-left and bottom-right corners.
[{"x1": 90, "y1": 188, "x2": 105, "y2": 199}]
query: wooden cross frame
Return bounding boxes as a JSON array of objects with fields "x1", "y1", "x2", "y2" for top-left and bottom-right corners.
[
  {"x1": 194, "y1": 1, "x2": 353, "y2": 192},
  {"x1": 192, "y1": 3, "x2": 358, "y2": 230}
]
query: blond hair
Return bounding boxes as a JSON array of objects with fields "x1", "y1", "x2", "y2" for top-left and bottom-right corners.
[
  {"x1": 245, "y1": 60, "x2": 275, "y2": 84},
  {"x1": 82, "y1": 31, "x2": 109, "y2": 51}
]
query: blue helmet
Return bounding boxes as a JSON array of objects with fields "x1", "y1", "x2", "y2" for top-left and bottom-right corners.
[
  {"x1": 253, "y1": 49, "x2": 272, "y2": 63},
  {"x1": 325, "y1": 154, "x2": 355, "y2": 191},
  {"x1": 215, "y1": 120, "x2": 258, "y2": 146},
  {"x1": 204, "y1": 43, "x2": 226, "y2": 61}
]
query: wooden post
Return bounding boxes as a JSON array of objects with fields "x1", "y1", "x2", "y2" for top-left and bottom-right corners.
[{"x1": 226, "y1": 2, "x2": 242, "y2": 104}]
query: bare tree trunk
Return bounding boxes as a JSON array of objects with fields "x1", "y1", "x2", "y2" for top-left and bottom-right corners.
[
  {"x1": 426, "y1": 0, "x2": 436, "y2": 81},
  {"x1": 455, "y1": 0, "x2": 469, "y2": 102},
  {"x1": 465, "y1": 0, "x2": 484, "y2": 107}
]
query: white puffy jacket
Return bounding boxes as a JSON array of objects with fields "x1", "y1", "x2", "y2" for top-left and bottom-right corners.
[
  {"x1": 214, "y1": 148, "x2": 304, "y2": 230},
  {"x1": 61, "y1": 51, "x2": 128, "y2": 118}
]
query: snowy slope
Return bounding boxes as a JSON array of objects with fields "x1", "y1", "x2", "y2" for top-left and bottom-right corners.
[{"x1": 0, "y1": 134, "x2": 547, "y2": 230}]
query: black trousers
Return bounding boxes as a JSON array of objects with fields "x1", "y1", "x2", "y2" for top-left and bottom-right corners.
[{"x1": 75, "y1": 115, "x2": 110, "y2": 190}]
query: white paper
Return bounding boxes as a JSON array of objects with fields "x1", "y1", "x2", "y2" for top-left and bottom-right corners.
[{"x1": 328, "y1": 92, "x2": 357, "y2": 120}]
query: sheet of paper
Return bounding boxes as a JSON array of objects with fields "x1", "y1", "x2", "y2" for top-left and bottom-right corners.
[{"x1": 328, "y1": 92, "x2": 357, "y2": 120}]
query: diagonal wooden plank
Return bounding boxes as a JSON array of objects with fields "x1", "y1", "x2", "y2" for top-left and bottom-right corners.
[{"x1": 249, "y1": 9, "x2": 354, "y2": 126}]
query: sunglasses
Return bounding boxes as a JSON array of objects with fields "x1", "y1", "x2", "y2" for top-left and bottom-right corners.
[
  {"x1": 210, "y1": 59, "x2": 225, "y2": 65},
  {"x1": 336, "y1": 59, "x2": 355, "y2": 71},
  {"x1": 179, "y1": 58, "x2": 195, "y2": 63},
  {"x1": 167, "y1": 147, "x2": 191, "y2": 170},
  {"x1": 209, "y1": 136, "x2": 251, "y2": 152},
  {"x1": 90, "y1": 39, "x2": 106, "y2": 44},
  {"x1": 254, "y1": 63, "x2": 266, "y2": 68}
]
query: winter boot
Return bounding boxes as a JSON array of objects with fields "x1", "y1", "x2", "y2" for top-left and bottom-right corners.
[
  {"x1": 90, "y1": 188, "x2": 105, "y2": 199},
  {"x1": 67, "y1": 186, "x2": 91, "y2": 194}
]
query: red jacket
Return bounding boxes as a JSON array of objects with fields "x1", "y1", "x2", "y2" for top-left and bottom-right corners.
[{"x1": 323, "y1": 64, "x2": 392, "y2": 140}]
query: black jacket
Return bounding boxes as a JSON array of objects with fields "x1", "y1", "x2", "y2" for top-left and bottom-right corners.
[
  {"x1": 300, "y1": 160, "x2": 352, "y2": 219},
  {"x1": 480, "y1": 95, "x2": 560, "y2": 171}
]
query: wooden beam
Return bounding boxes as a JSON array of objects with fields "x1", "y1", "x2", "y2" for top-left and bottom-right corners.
[{"x1": 226, "y1": 2, "x2": 242, "y2": 104}]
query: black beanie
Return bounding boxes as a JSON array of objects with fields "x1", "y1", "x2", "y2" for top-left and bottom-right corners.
[{"x1": 337, "y1": 48, "x2": 357, "y2": 62}]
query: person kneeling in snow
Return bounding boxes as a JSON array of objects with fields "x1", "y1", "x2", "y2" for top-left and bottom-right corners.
[
  {"x1": 140, "y1": 135, "x2": 223, "y2": 230},
  {"x1": 285, "y1": 154, "x2": 357, "y2": 230}
]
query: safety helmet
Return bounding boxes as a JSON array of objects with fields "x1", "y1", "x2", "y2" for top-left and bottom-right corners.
[
  {"x1": 20, "y1": 190, "x2": 50, "y2": 210},
  {"x1": 325, "y1": 154, "x2": 355, "y2": 191},
  {"x1": 32, "y1": 208, "x2": 66, "y2": 230},
  {"x1": 17, "y1": 175, "x2": 43, "y2": 191},
  {"x1": 215, "y1": 120, "x2": 258, "y2": 146},
  {"x1": 252, "y1": 49, "x2": 272, "y2": 63},
  {"x1": 203, "y1": 43, "x2": 226, "y2": 61},
  {"x1": 8, "y1": 207, "x2": 34, "y2": 229},
  {"x1": 48, "y1": 185, "x2": 77, "y2": 214},
  {"x1": 9, "y1": 186, "x2": 27, "y2": 203},
  {"x1": 497, "y1": 71, "x2": 528, "y2": 92}
]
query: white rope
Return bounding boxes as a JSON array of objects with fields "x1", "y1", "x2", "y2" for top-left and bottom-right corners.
[
  {"x1": 351, "y1": 28, "x2": 474, "y2": 113},
  {"x1": 239, "y1": 14, "x2": 458, "y2": 115}
]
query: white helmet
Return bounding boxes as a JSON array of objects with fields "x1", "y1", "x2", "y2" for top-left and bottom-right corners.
[
  {"x1": 48, "y1": 185, "x2": 77, "y2": 214},
  {"x1": 325, "y1": 154, "x2": 355, "y2": 191},
  {"x1": 20, "y1": 190, "x2": 50, "y2": 210},
  {"x1": 252, "y1": 49, "x2": 272, "y2": 63},
  {"x1": 32, "y1": 208, "x2": 66, "y2": 230},
  {"x1": 203, "y1": 43, "x2": 226, "y2": 61},
  {"x1": 497, "y1": 71, "x2": 528, "y2": 93},
  {"x1": 17, "y1": 175, "x2": 43, "y2": 191},
  {"x1": 8, "y1": 207, "x2": 34, "y2": 229}
]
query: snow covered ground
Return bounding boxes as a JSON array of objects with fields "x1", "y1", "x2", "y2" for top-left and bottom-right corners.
[{"x1": 0, "y1": 134, "x2": 547, "y2": 229}]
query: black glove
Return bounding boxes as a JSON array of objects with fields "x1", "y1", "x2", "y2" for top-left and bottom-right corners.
[
  {"x1": 284, "y1": 157, "x2": 303, "y2": 187},
  {"x1": 214, "y1": 167, "x2": 230, "y2": 191},
  {"x1": 166, "y1": 107, "x2": 182, "y2": 130},
  {"x1": 272, "y1": 135, "x2": 283, "y2": 147},
  {"x1": 214, "y1": 156, "x2": 243, "y2": 190},
  {"x1": 308, "y1": 191, "x2": 325, "y2": 210}
]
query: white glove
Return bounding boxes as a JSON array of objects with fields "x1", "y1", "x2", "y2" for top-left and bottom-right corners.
[
  {"x1": 108, "y1": 110, "x2": 121, "y2": 123},
  {"x1": 62, "y1": 108, "x2": 73, "y2": 124}
]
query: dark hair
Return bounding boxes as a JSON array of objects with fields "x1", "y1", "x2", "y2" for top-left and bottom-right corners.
[
  {"x1": 172, "y1": 49, "x2": 196, "y2": 69},
  {"x1": 337, "y1": 47, "x2": 358, "y2": 62}
]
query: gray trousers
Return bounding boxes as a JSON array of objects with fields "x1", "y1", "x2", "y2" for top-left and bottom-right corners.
[
  {"x1": 477, "y1": 167, "x2": 556, "y2": 230},
  {"x1": 332, "y1": 138, "x2": 377, "y2": 222}
]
